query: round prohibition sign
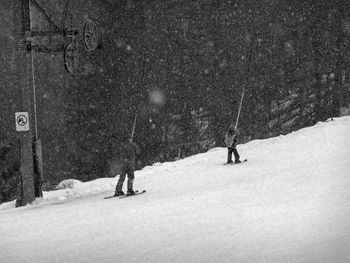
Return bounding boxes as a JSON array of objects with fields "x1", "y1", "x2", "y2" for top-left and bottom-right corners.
[{"x1": 17, "y1": 115, "x2": 28, "y2": 126}]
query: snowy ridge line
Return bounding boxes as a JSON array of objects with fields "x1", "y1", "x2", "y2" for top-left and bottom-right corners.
[{"x1": 244, "y1": 116, "x2": 350, "y2": 149}]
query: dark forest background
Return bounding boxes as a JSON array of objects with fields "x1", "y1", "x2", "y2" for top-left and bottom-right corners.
[{"x1": 1, "y1": 0, "x2": 350, "y2": 202}]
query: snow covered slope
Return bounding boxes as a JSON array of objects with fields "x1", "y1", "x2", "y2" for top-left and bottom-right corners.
[{"x1": 1, "y1": 117, "x2": 350, "y2": 263}]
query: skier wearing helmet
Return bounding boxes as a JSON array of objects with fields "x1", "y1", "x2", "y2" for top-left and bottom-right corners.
[{"x1": 224, "y1": 125, "x2": 241, "y2": 164}]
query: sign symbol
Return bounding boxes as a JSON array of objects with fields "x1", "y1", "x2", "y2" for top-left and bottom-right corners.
[
  {"x1": 17, "y1": 115, "x2": 28, "y2": 126},
  {"x1": 15, "y1": 112, "x2": 29, "y2": 131}
]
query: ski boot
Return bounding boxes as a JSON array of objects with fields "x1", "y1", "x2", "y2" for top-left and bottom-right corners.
[
  {"x1": 235, "y1": 160, "x2": 241, "y2": 164},
  {"x1": 114, "y1": 190, "x2": 125, "y2": 196},
  {"x1": 127, "y1": 190, "x2": 135, "y2": 196}
]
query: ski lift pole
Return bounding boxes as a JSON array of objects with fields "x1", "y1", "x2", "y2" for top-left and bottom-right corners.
[
  {"x1": 234, "y1": 38, "x2": 254, "y2": 130},
  {"x1": 130, "y1": 114, "x2": 137, "y2": 142}
]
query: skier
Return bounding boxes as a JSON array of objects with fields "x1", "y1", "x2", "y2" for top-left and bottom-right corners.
[
  {"x1": 114, "y1": 135, "x2": 140, "y2": 196},
  {"x1": 224, "y1": 125, "x2": 241, "y2": 164}
]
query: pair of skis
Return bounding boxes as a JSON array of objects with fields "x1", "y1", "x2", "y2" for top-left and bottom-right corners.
[
  {"x1": 104, "y1": 190, "x2": 146, "y2": 200},
  {"x1": 224, "y1": 159, "x2": 247, "y2": 165}
]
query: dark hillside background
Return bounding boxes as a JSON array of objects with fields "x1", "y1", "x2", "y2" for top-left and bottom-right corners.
[{"x1": 1, "y1": 0, "x2": 350, "y2": 199}]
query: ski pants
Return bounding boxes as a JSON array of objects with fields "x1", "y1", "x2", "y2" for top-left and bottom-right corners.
[
  {"x1": 115, "y1": 163, "x2": 135, "y2": 192},
  {"x1": 227, "y1": 147, "x2": 240, "y2": 162}
]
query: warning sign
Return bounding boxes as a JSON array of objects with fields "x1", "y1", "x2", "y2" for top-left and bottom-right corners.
[{"x1": 15, "y1": 112, "x2": 30, "y2": 131}]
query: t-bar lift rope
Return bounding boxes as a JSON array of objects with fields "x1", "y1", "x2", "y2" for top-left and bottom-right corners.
[{"x1": 234, "y1": 38, "x2": 254, "y2": 130}]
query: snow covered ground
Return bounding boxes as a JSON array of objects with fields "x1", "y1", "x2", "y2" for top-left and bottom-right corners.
[{"x1": 1, "y1": 117, "x2": 350, "y2": 263}]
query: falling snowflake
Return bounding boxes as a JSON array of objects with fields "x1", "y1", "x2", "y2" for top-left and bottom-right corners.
[{"x1": 149, "y1": 89, "x2": 165, "y2": 106}]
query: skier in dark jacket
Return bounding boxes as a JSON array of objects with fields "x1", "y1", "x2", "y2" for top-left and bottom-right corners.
[
  {"x1": 224, "y1": 125, "x2": 241, "y2": 164},
  {"x1": 114, "y1": 136, "x2": 140, "y2": 196}
]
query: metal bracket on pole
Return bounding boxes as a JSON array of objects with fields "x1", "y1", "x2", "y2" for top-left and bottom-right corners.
[{"x1": 29, "y1": 0, "x2": 61, "y2": 32}]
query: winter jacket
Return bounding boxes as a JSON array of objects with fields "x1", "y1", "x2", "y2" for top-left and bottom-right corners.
[
  {"x1": 224, "y1": 131, "x2": 237, "y2": 148},
  {"x1": 118, "y1": 140, "x2": 140, "y2": 168}
]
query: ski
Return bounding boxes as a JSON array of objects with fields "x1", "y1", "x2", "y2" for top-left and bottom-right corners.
[
  {"x1": 104, "y1": 194, "x2": 123, "y2": 199},
  {"x1": 119, "y1": 190, "x2": 146, "y2": 199},
  {"x1": 224, "y1": 159, "x2": 247, "y2": 165},
  {"x1": 104, "y1": 190, "x2": 146, "y2": 199}
]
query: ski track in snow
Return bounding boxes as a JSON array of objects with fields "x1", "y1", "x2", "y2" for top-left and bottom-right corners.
[{"x1": 1, "y1": 117, "x2": 350, "y2": 263}]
